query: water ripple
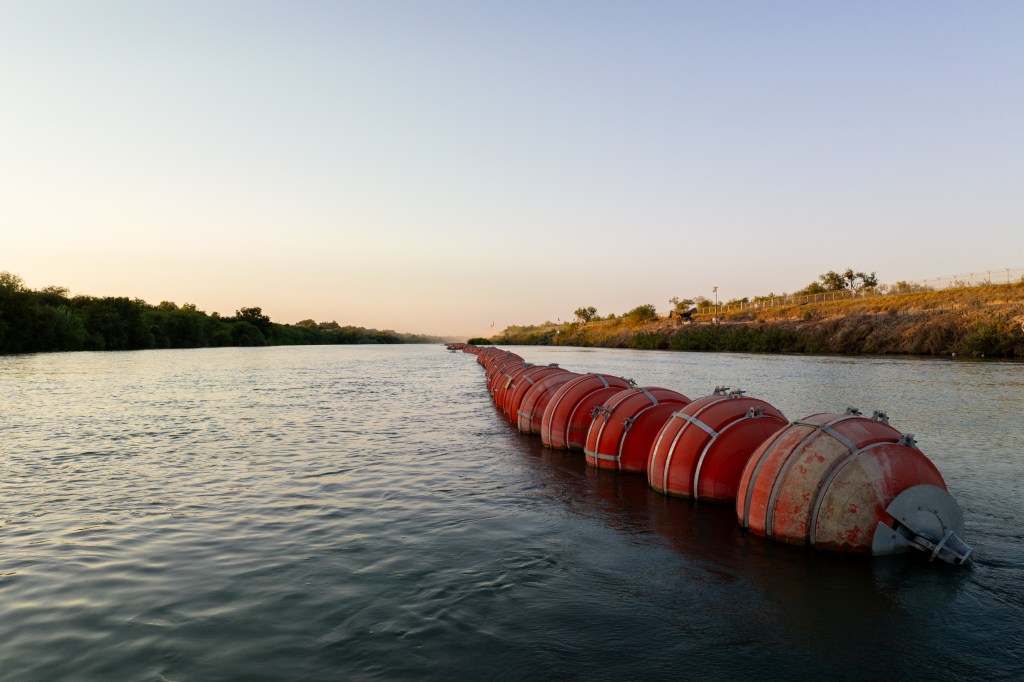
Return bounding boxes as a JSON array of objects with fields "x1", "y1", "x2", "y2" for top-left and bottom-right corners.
[{"x1": 0, "y1": 345, "x2": 1021, "y2": 681}]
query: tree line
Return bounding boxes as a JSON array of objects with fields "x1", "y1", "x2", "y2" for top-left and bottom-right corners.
[
  {"x1": 0, "y1": 272, "x2": 439, "y2": 354},
  {"x1": 569, "y1": 268, "x2": 883, "y2": 322}
]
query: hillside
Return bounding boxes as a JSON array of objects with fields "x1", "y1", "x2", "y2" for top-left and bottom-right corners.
[{"x1": 486, "y1": 281, "x2": 1024, "y2": 358}]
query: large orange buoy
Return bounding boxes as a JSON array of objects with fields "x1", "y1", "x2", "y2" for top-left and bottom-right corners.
[
  {"x1": 484, "y1": 352, "x2": 521, "y2": 375},
  {"x1": 475, "y1": 346, "x2": 501, "y2": 366},
  {"x1": 648, "y1": 388, "x2": 787, "y2": 502},
  {"x1": 516, "y1": 371, "x2": 581, "y2": 434},
  {"x1": 486, "y1": 357, "x2": 528, "y2": 395},
  {"x1": 541, "y1": 374, "x2": 634, "y2": 450},
  {"x1": 480, "y1": 349, "x2": 521, "y2": 369},
  {"x1": 492, "y1": 362, "x2": 536, "y2": 407},
  {"x1": 502, "y1": 365, "x2": 567, "y2": 422},
  {"x1": 735, "y1": 409, "x2": 971, "y2": 563},
  {"x1": 584, "y1": 387, "x2": 690, "y2": 472}
]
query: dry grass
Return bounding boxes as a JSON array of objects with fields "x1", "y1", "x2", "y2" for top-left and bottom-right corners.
[{"x1": 490, "y1": 282, "x2": 1024, "y2": 357}]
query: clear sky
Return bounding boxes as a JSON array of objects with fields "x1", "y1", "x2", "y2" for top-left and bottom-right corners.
[{"x1": 3, "y1": 1, "x2": 1022, "y2": 338}]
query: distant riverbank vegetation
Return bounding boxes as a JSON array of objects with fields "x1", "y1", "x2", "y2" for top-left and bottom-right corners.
[
  {"x1": 0, "y1": 272, "x2": 441, "y2": 354},
  {"x1": 487, "y1": 272, "x2": 1024, "y2": 359}
]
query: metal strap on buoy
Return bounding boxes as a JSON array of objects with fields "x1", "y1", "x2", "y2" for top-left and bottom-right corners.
[
  {"x1": 640, "y1": 387, "x2": 658, "y2": 404},
  {"x1": 691, "y1": 406, "x2": 777, "y2": 502},
  {"x1": 654, "y1": 393, "x2": 728, "y2": 492},
  {"x1": 585, "y1": 448, "x2": 619, "y2": 464},
  {"x1": 764, "y1": 412, "x2": 871, "y2": 536},
  {"x1": 670, "y1": 410, "x2": 718, "y2": 438},
  {"x1": 806, "y1": 440, "x2": 903, "y2": 546},
  {"x1": 739, "y1": 430, "x2": 787, "y2": 529}
]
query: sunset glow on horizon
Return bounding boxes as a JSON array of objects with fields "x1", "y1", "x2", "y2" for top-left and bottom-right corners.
[{"x1": 3, "y1": 1, "x2": 1022, "y2": 338}]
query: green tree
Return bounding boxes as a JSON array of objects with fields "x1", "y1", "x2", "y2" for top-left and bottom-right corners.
[
  {"x1": 0, "y1": 272, "x2": 27, "y2": 292},
  {"x1": 231, "y1": 321, "x2": 266, "y2": 346},
  {"x1": 818, "y1": 271, "x2": 847, "y2": 291},
  {"x1": 796, "y1": 281, "x2": 829, "y2": 295},
  {"x1": 574, "y1": 306, "x2": 598, "y2": 324},
  {"x1": 816, "y1": 268, "x2": 878, "y2": 293},
  {"x1": 624, "y1": 304, "x2": 658, "y2": 323},
  {"x1": 841, "y1": 268, "x2": 878, "y2": 292},
  {"x1": 669, "y1": 297, "x2": 694, "y2": 313},
  {"x1": 235, "y1": 306, "x2": 272, "y2": 333}
]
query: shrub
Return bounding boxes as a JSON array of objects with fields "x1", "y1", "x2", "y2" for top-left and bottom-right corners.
[{"x1": 624, "y1": 304, "x2": 658, "y2": 324}]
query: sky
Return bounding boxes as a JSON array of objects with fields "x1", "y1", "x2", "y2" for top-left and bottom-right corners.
[{"x1": 2, "y1": 1, "x2": 1022, "y2": 338}]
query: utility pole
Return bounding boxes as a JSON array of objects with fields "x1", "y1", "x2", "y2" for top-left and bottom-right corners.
[{"x1": 713, "y1": 286, "x2": 719, "y2": 324}]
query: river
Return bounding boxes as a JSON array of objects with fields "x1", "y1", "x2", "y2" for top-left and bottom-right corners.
[{"x1": 0, "y1": 345, "x2": 1021, "y2": 680}]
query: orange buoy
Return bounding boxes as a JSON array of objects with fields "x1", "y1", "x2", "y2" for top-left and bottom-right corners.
[
  {"x1": 492, "y1": 362, "x2": 535, "y2": 406},
  {"x1": 483, "y1": 354, "x2": 521, "y2": 377},
  {"x1": 584, "y1": 387, "x2": 691, "y2": 472},
  {"x1": 541, "y1": 374, "x2": 634, "y2": 450},
  {"x1": 486, "y1": 357, "x2": 527, "y2": 395},
  {"x1": 735, "y1": 409, "x2": 971, "y2": 563},
  {"x1": 648, "y1": 388, "x2": 787, "y2": 502},
  {"x1": 480, "y1": 348, "x2": 521, "y2": 369},
  {"x1": 475, "y1": 346, "x2": 500, "y2": 365},
  {"x1": 502, "y1": 365, "x2": 567, "y2": 422},
  {"x1": 517, "y1": 371, "x2": 581, "y2": 434}
]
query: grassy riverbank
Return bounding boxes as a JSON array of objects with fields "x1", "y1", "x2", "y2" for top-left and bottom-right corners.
[{"x1": 487, "y1": 281, "x2": 1024, "y2": 358}]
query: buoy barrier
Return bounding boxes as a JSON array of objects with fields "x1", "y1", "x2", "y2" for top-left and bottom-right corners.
[
  {"x1": 735, "y1": 408, "x2": 971, "y2": 564},
  {"x1": 452, "y1": 346, "x2": 972, "y2": 565},
  {"x1": 486, "y1": 359, "x2": 528, "y2": 397},
  {"x1": 541, "y1": 373, "x2": 634, "y2": 450},
  {"x1": 517, "y1": 371, "x2": 581, "y2": 434},
  {"x1": 502, "y1": 365, "x2": 567, "y2": 422},
  {"x1": 479, "y1": 348, "x2": 521, "y2": 370},
  {"x1": 493, "y1": 363, "x2": 541, "y2": 410},
  {"x1": 584, "y1": 387, "x2": 691, "y2": 472},
  {"x1": 648, "y1": 387, "x2": 787, "y2": 502},
  {"x1": 483, "y1": 351, "x2": 523, "y2": 377}
]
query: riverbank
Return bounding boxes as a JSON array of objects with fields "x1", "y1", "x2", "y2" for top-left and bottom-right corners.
[
  {"x1": 486, "y1": 281, "x2": 1024, "y2": 357},
  {"x1": 0, "y1": 271, "x2": 442, "y2": 354}
]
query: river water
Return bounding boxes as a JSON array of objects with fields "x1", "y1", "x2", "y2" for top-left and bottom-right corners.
[{"x1": 0, "y1": 345, "x2": 1021, "y2": 681}]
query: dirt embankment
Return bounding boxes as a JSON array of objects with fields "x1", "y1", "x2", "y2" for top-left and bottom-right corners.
[{"x1": 490, "y1": 282, "x2": 1024, "y2": 357}]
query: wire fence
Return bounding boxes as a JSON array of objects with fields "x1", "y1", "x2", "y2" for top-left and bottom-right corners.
[{"x1": 689, "y1": 266, "x2": 1024, "y2": 317}]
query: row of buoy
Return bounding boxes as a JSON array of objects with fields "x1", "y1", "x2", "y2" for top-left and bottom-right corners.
[{"x1": 448, "y1": 343, "x2": 972, "y2": 565}]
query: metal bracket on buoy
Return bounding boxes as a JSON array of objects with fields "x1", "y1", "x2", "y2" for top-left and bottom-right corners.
[
  {"x1": 871, "y1": 485, "x2": 973, "y2": 565},
  {"x1": 712, "y1": 386, "x2": 730, "y2": 396},
  {"x1": 625, "y1": 377, "x2": 637, "y2": 387},
  {"x1": 871, "y1": 410, "x2": 890, "y2": 424},
  {"x1": 745, "y1": 406, "x2": 764, "y2": 419},
  {"x1": 897, "y1": 433, "x2": 917, "y2": 448},
  {"x1": 845, "y1": 407, "x2": 862, "y2": 416},
  {"x1": 728, "y1": 389, "x2": 747, "y2": 398},
  {"x1": 622, "y1": 416, "x2": 636, "y2": 432}
]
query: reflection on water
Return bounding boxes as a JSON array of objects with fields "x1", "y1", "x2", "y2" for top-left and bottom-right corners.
[{"x1": 0, "y1": 345, "x2": 1021, "y2": 680}]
